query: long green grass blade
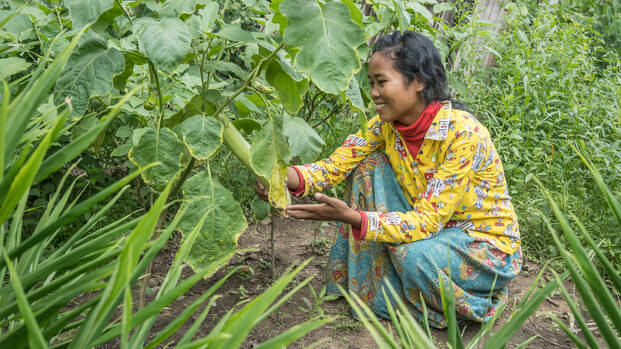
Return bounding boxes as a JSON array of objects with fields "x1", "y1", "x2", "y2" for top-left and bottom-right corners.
[
  {"x1": 175, "y1": 333, "x2": 233, "y2": 349},
  {"x1": 337, "y1": 285, "x2": 391, "y2": 349},
  {"x1": 0, "y1": 4, "x2": 26, "y2": 29},
  {"x1": 383, "y1": 280, "x2": 436, "y2": 348},
  {"x1": 252, "y1": 271, "x2": 315, "y2": 326},
  {"x1": 439, "y1": 271, "x2": 464, "y2": 349},
  {"x1": 166, "y1": 295, "x2": 222, "y2": 348},
  {"x1": 551, "y1": 271, "x2": 598, "y2": 348},
  {"x1": 69, "y1": 181, "x2": 173, "y2": 349},
  {"x1": 483, "y1": 273, "x2": 559, "y2": 349},
  {"x1": 253, "y1": 317, "x2": 333, "y2": 349},
  {"x1": 121, "y1": 278, "x2": 133, "y2": 349},
  {"x1": 0, "y1": 108, "x2": 68, "y2": 225},
  {"x1": 1, "y1": 164, "x2": 155, "y2": 267},
  {"x1": 128, "y1": 204, "x2": 201, "y2": 347},
  {"x1": 34, "y1": 86, "x2": 140, "y2": 183},
  {"x1": 0, "y1": 142, "x2": 31, "y2": 204},
  {"x1": 568, "y1": 212, "x2": 621, "y2": 292},
  {"x1": 0, "y1": 81, "x2": 8, "y2": 181},
  {"x1": 419, "y1": 292, "x2": 432, "y2": 341},
  {"x1": 209, "y1": 260, "x2": 312, "y2": 349},
  {"x1": 542, "y1": 216, "x2": 620, "y2": 348},
  {"x1": 572, "y1": 143, "x2": 621, "y2": 224},
  {"x1": 9, "y1": 277, "x2": 107, "y2": 339},
  {"x1": 91, "y1": 255, "x2": 239, "y2": 347},
  {"x1": 4, "y1": 217, "x2": 132, "y2": 293},
  {"x1": 512, "y1": 335, "x2": 540, "y2": 349},
  {"x1": 549, "y1": 313, "x2": 589, "y2": 349},
  {"x1": 536, "y1": 178, "x2": 621, "y2": 336},
  {"x1": 48, "y1": 186, "x2": 134, "y2": 258},
  {"x1": 382, "y1": 289, "x2": 408, "y2": 346},
  {"x1": 2, "y1": 248, "x2": 48, "y2": 349},
  {"x1": 0, "y1": 262, "x2": 115, "y2": 326},
  {"x1": 5, "y1": 30, "x2": 82, "y2": 161}
]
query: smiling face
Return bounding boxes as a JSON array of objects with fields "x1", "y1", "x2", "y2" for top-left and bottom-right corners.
[{"x1": 368, "y1": 52, "x2": 426, "y2": 125}]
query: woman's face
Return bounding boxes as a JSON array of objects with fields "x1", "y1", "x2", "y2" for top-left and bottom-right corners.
[{"x1": 368, "y1": 52, "x2": 425, "y2": 125}]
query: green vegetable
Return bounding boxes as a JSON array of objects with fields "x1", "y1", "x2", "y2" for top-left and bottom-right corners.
[{"x1": 143, "y1": 92, "x2": 157, "y2": 111}]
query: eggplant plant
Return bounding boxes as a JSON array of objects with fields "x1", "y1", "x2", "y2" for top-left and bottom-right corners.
[{"x1": 44, "y1": 0, "x2": 377, "y2": 273}]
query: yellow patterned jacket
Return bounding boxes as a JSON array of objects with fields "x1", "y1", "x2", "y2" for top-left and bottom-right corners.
[{"x1": 294, "y1": 101, "x2": 520, "y2": 254}]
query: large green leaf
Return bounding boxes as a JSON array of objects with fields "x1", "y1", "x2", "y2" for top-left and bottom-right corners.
[
  {"x1": 128, "y1": 127, "x2": 185, "y2": 191},
  {"x1": 215, "y1": 23, "x2": 255, "y2": 43},
  {"x1": 0, "y1": 57, "x2": 31, "y2": 81},
  {"x1": 159, "y1": 0, "x2": 198, "y2": 19},
  {"x1": 178, "y1": 171, "x2": 247, "y2": 271},
  {"x1": 198, "y1": 2, "x2": 219, "y2": 32},
  {"x1": 65, "y1": 0, "x2": 121, "y2": 30},
  {"x1": 280, "y1": 0, "x2": 367, "y2": 94},
  {"x1": 265, "y1": 60, "x2": 308, "y2": 114},
  {"x1": 250, "y1": 115, "x2": 291, "y2": 211},
  {"x1": 138, "y1": 17, "x2": 191, "y2": 72},
  {"x1": 282, "y1": 113, "x2": 324, "y2": 163},
  {"x1": 179, "y1": 115, "x2": 223, "y2": 160},
  {"x1": 54, "y1": 34, "x2": 124, "y2": 116}
]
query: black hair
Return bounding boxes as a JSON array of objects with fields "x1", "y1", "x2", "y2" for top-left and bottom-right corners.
[{"x1": 372, "y1": 31, "x2": 449, "y2": 105}]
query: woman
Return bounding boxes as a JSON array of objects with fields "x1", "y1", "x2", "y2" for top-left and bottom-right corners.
[{"x1": 256, "y1": 31, "x2": 522, "y2": 328}]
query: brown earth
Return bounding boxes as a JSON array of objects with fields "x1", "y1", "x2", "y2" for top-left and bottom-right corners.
[{"x1": 111, "y1": 204, "x2": 601, "y2": 348}]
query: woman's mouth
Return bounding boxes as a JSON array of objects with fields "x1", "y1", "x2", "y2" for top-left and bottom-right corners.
[{"x1": 375, "y1": 104, "x2": 386, "y2": 111}]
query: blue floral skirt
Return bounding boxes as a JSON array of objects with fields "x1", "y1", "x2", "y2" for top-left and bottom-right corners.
[{"x1": 326, "y1": 152, "x2": 522, "y2": 328}]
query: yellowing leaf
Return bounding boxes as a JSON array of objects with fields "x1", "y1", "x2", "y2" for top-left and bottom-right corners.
[
  {"x1": 178, "y1": 171, "x2": 247, "y2": 272},
  {"x1": 250, "y1": 115, "x2": 291, "y2": 211},
  {"x1": 179, "y1": 115, "x2": 223, "y2": 160},
  {"x1": 128, "y1": 127, "x2": 185, "y2": 191}
]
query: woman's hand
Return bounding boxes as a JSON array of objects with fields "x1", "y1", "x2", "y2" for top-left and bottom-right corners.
[
  {"x1": 286, "y1": 193, "x2": 362, "y2": 227},
  {"x1": 254, "y1": 167, "x2": 301, "y2": 202},
  {"x1": 254, "y1": 179, "x2": 269, "y2": 202}
]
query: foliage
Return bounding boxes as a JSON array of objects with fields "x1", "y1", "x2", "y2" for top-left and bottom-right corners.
[
  {"x1": 537, "y1": 145, "x2": 620, "y2": 349},
  {"x1": 452, "y1": 0, "x2": 621, "y2": 267},
  {"x1": 0, "y1": 27, "x2": 326, "y2": 348},
  {"x1": 341, "y1": 149, "x2": 620, "y2": 347}
]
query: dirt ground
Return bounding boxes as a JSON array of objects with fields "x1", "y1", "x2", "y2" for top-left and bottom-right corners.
[{"x1": 138, "y1": 211, "x2": 597, "y2": 348}]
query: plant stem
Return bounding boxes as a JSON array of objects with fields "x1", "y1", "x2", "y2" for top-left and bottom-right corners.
[
  {"x1": 312, "y1": 102, "x2": 341, "y2": 128},
  {"x1": 212, "y1": 42, "x2": 285, "y2": 119},
  {"x1": 147, "y1": 60, "x2": 164, "y2": 130},
  {"x1": 171, "y1": 158, "x2": 196, "y2": 199},
  {"x1": 116, "y1": 0, "x2": 133, "y2": 26},
  {"x1": 271, "y1": 212, "x2": 275, "y2": 280}
]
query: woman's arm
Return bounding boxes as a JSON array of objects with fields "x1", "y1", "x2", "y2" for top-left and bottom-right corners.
[
  {"x1": 357, "y1": 130, "x2": 478, "y2": 242},
  {"x1": 294, "y1": 116, "x2": 385, "y2": 196}
]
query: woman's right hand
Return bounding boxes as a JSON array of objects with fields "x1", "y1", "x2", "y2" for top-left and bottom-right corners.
[
  {"x1": 254, "y1": 179, "x2": 269, "y2": 202},
  {"x1": 254, "y1": 167, "x2": 301, "y2": 202}
]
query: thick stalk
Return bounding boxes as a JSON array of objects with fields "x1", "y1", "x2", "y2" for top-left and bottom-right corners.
[
  {"x1": 147, "y1": 61, "x2": 164, "y2": 130},
  {"x1": 270, "y1": 213, "x2": 275, "y2": 280},
  {"x1": 220, "y1": 118, "x2": 268, "y2": 188}
]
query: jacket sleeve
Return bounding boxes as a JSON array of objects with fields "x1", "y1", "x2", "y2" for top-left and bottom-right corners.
[
  {"x1": 358, "y1": 129, "x2": 477, "y2": 242},
  {"x1": 294, "y1": 116, "x2": 385, "y2": 196}
]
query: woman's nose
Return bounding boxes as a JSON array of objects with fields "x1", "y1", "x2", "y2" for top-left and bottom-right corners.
[{"x1": 370, "y1": 85, "x2": 380, "y2": 98}]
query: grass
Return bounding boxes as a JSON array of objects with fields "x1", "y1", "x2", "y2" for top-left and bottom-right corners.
[{"x1": 451, "y1": 0, "x2": 621, "y2": 268}]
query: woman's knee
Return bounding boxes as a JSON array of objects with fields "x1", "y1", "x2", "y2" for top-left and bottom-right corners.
[{"x1": 390, "y1": 238, "x2": 449, "y2": 283}]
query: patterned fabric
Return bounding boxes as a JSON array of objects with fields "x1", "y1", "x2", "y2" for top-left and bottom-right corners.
[
  {"x1": 294, "y1": 101, "x2": 520, "y2": 254},
  {"x1": 326, "y1": 152, "x2": 522, "y2": 328}
]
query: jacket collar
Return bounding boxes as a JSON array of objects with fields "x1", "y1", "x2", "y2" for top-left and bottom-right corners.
[{"x1": 423, "y1": 100, "x2": 452, "y2": 141}]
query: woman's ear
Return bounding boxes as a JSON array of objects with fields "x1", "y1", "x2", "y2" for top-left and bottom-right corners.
[{"x1": 413, "y1": 76, "x2": 425, "y2": 92}]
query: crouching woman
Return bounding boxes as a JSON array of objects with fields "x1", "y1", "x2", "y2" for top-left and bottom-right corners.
[{"x1": 257, "y1": 30, "x2": 521, "y2": 328}]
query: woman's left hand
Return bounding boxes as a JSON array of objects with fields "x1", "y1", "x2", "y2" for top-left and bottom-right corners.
[{"x1": 286, "y1": 193, "x2": 361, "y2": 227}]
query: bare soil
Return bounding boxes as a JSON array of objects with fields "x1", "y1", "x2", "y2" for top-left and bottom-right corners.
[{"x1": 133, "y1": 206, "x2": 598, "y2": 348}]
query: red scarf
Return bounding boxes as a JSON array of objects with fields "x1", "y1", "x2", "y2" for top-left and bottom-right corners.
[{"x1": 392, "y1": 101, "x2": 442, "y2": 159}]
